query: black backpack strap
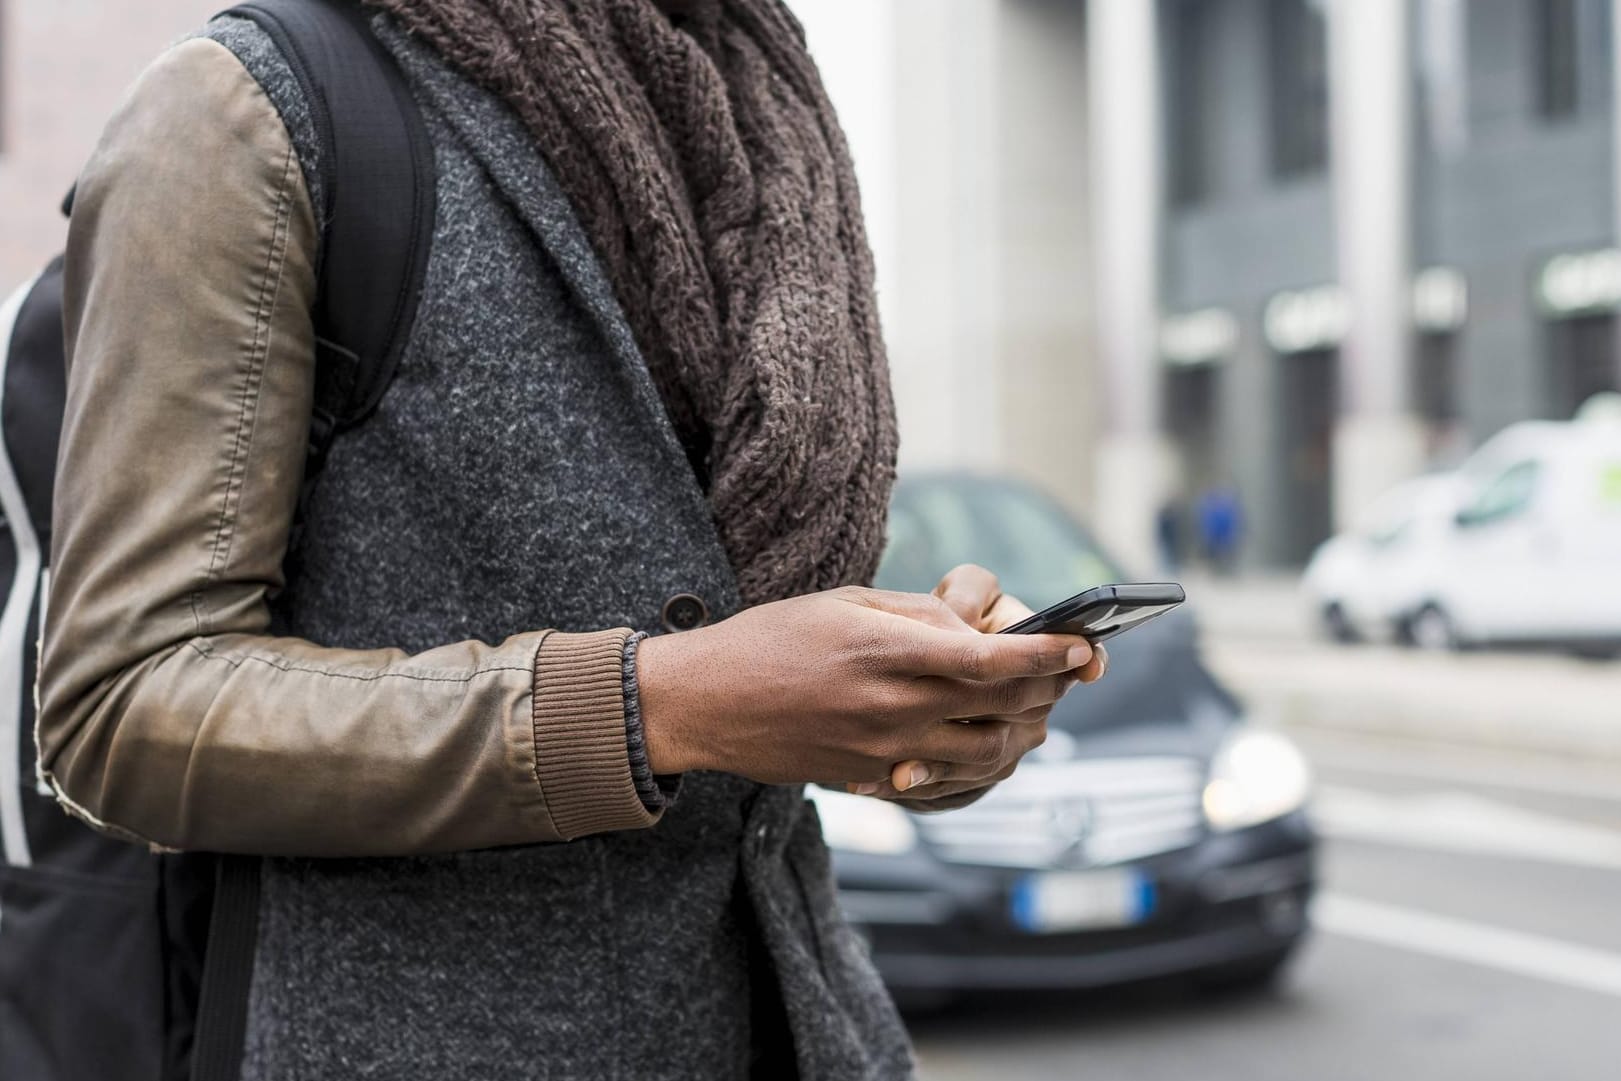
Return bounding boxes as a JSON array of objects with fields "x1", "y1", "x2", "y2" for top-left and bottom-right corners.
[
  {"x1": 188, "y1": 855, "x2": 262, "y2": 1081},
  {"x1": 189, "y1": 4, "x2": 436, "y2": 1079},
  {"x1": 225, "y1": 0, "x2": 437, "y2": 471}
]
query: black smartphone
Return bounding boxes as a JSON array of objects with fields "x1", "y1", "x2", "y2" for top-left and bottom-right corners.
[{"x1": 998, "y1": 583, "x2": 1186, "y2": 643}]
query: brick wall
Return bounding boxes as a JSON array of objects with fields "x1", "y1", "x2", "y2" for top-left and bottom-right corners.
[{"x1": 1, "y1": 0, "x2": 223, "y2": 286}]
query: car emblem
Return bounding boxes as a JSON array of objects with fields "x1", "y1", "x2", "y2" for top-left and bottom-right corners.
[{"x1": 1048, "y1": 798, "x2": 1094, "y2": 845}]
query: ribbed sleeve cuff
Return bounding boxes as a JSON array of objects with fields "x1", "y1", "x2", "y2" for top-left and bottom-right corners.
[{"x1": 531, "y1": 628, "x2": 660, "y2": 839}]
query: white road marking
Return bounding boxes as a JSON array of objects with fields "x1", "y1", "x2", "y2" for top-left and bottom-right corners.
[
  {"x1": 1313, "y1": 784, "x2": 1621, "y2": 871},
  {"x1": 1316, "y1": 893, "x2": 1621, "y2": 998}
]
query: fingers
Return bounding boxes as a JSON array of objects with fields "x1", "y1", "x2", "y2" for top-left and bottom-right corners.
[
  {"x1": 981, "y1": 591, "x2": 1036, "y2": 634},
  {"x1": 962, "y1": 701, "x2": 1058, "y2": 727},
  {"x1": 902, "y1": 718, "x2": 1015, "y2": 773},
  {"x1": 849, "y1": 763, "x2": 1011, "y2": 801},
  {"x1": 890, "y1": 714, "x2": 1049, "y2": 783},
  {"x1": 840, "y1": 584, "x2": 1091, "y2": 685},
  {"x1": 852, "y1": 756, "x2": 1024, "y2": 803},
  {"x1": 904, "y1": 621, "x2": 1091, "y2": 681},
  {"x1": 900, "y1": 759, "x2": 1021, "y2": 803},
  {"x1": 927, "y1": 672, "x2": 1077, "y2": 721},
  {"x1": 900, "y1": 716, "x2": 1046, "y2": 787},
  {"x1": 933, "y1": 564, "x2": 1003, "y2": 629},
  {"x1": 886, "y1": 759, "x2": 936, "y2": 793},
  {"x1": 838, "y1": 586, "x2": 976, "y2": 634},
  {"x1": 1076, "y1": 642, "x2": 1110, "y2": 684},
  {"x1": 930, "y1": 566, "x2": 1043, "y2": 638},
  {"x1": 891, "y1": 785, "x2": 1005, "y2": 813}
]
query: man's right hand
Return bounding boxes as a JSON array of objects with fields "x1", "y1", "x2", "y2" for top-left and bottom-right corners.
[{"x1": 635, "y1": 586, "x2": 1092, "y2": 788}]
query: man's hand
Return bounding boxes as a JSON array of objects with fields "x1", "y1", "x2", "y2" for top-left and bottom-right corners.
[
  {"x1": 853, "y1": 564, "x2": 1108, "y2": 812},
  {"x1": 635, "y1": 582, "x2": 1095, "y2": 790}
]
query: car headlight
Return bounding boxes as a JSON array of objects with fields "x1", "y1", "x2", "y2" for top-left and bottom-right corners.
[
  {"x1": 1203, "y1": 727, "x2": 1312, "y2": 831},
  {"x1": 804, "y1": 785, "x2": 918, "y2": 855}
]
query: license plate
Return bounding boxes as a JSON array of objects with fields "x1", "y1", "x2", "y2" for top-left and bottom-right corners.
[{"x1": 1010, "y1": 869, "x2": 1156, "y2": 933}]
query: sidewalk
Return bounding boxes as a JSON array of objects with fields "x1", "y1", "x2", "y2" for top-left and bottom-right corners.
[
  {"x1": 1178, "y1": 572, "x2": 1313, "y2": 643},
  {"x1": 1180, "y1": 574, "x2": 1621, "y2": 763}
]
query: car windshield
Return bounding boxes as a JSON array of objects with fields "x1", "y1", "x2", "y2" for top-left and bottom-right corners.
[{"x1": 873, "y1": 477, "x2": 1124, "y2": 609}]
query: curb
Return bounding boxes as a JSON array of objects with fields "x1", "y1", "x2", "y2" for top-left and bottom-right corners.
[{"x1": 1203, "y1": 640, "x2": 1621, "y2": 763}]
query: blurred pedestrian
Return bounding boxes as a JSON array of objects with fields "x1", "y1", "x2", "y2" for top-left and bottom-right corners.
[
  {"x1": 1156, "y1": 500, "x2": 1185, "y2": 574},
  {"x1": 35, "y1": 1, "x2": 1105, "y2": 1078},
  {"x1": 1197, "y1": 485, "x2": 1244, "y2": 575}
]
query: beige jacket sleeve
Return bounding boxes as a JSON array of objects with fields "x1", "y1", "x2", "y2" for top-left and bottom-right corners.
[{"x1": 38, "y1": 38, "x2": 661, "y2": 857}]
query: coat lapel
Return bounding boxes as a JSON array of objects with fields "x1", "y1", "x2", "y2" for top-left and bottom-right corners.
[{"x1": 374, "y1": 19, "x2": 710, "y2": 525}]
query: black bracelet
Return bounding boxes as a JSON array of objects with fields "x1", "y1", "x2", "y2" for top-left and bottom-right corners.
[{"x1": 622, "y1": 632, "x2": 680, "y2": 810}]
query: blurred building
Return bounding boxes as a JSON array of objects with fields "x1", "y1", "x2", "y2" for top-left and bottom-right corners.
[
  {"x1": 811, "y1": 0, "x2": 1621, "y2": 573},
  {"x1": 1127, "y1": 0, "x2": 1621, "y2": 568},
  {"x1": 7, "y1": 1, "x2": 1621, "y2": 573},
  {"x1": 0, "y1": 1, "x2": 227, "y2": 285}
]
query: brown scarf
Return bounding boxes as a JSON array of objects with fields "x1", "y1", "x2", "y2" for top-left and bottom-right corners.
[{"x1": 364, "y1": 0, "x2": 898, "y2": 606}]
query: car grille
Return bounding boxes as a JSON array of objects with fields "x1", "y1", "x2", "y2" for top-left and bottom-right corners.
[{"x1": 911, "y1": 756, "x2": 1207, "y2": 869}]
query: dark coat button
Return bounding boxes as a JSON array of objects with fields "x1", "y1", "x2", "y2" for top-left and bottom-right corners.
[{"x1": 661, "y1": 593, "x2": 710, "y2": 632}]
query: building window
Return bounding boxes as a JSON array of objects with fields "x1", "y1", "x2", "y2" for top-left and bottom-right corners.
[
  {"x1": 1534, "y1": 0, "x2": 1580, "y2": 120},
  {"x1": 1164, "y1": 363, "x2": 1222, "y2": 488},
  {"x1": 1266, "y1": 0, "x2": 1330, "y2": 178},
  {"x1": 1275, "y1": 348, "x2": 1338, "y2": 565},
  {"x1": 1548, "y1": 314, "x2": 1617, "y2": 418},
  {"x1": 1418, "y1": 0, "x2": 1469, "y2": 153},
  {"x1": 1166, "y1": 0, "x2": 1215, "y2": 205},
  {"x1": 1415, "y1": 333, "x2": 1459, "y2": 425}
]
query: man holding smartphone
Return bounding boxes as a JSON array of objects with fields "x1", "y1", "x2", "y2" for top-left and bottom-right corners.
[
  {"x1": 638, "y1": 564, "x2": 1109, "y2": 805},
  {"x1": 36, "y1": 1, "x2": 1108, "y2": 1077}
]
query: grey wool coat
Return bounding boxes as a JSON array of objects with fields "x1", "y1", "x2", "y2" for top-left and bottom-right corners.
[{"x1": 209, "y1": 13, "x2": 913, "y2": 1080}]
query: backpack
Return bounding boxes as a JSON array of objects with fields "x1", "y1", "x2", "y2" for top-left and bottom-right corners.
[{"x1": 0, "y1": 2, "x2": 436, "y2": 1078}]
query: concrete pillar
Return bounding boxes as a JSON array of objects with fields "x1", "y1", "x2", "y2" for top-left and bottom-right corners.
[
  {"x1": 884, "y1": 0, "x2": 1004, "y2": 472},
  {"x1": 1087, "y1": 0, "x2": 1174, "y2": 575},
  {"x1": 1327, "y1": 0, "x2": 1429, "y2": 528},
  {"x1": 995, "y1": 0, "x2": 1094, "y2": 519}
]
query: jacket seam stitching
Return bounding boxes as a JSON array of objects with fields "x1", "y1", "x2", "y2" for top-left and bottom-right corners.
[
  {"x1": 192, "y1": 140, "x2": 300, "y2": 635},
  {"x1": 185, "y1": 640, "x2": 526, "y2": 683}
]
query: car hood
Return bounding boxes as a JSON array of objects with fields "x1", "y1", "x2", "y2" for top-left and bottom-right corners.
[
  {"x1": 1043, "y1": 606, "x2": 1240, "y2": 762},
  {"x1": 1303, "y1": 534, "x2": 1360, "y2": 586}
]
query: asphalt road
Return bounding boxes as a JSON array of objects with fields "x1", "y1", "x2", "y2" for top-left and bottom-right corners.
[{"x1": 908, "y1": 723, "x2": 1621, "y2": 1081}]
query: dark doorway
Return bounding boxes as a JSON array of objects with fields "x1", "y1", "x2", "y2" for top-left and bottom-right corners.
[
  {"x1": 1163, "y1": 363, "x2": 1223, "y2": 571},
  {"x1": 1547, "y1": 314, "x2": 1618, "y2": 419},
  {"x1": 1275, "y1": 348, "x2": 1338, "y2": 565},
  {"x1": 1416, "y1": 331, "x2": 1466, "y2": 465},
  {"x1": 1164, "y1": 363, "x2": 1222, "y2": 494}
]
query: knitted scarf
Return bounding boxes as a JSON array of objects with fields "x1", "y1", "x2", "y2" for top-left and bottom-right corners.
[{"x1": 364, "y1": 0, "x2": 898, "y2": 606}]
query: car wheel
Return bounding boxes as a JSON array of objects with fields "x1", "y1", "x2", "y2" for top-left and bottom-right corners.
[
  {"x1": 1191, "y1": 946, "x2": 1295, "y2": 995},
  {"x1": 1408, "y1": 604, "x2": 1460, "y2": 652},
  {"x1": 1321, "y1": 602, "x2": 1359, "y2": 644}
]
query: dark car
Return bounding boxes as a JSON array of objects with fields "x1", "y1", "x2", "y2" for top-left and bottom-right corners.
[{"x1": 809, "y1": 473, "x2": 1317, "y2": 999}]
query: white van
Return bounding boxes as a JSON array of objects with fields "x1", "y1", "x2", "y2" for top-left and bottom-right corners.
[
  {"x1": 1305, "y1": 396, "x2": 1621, "y2": 654},
  {"x1": 1302, "y1": 473, "x2": 1465, "y2": 643}
]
